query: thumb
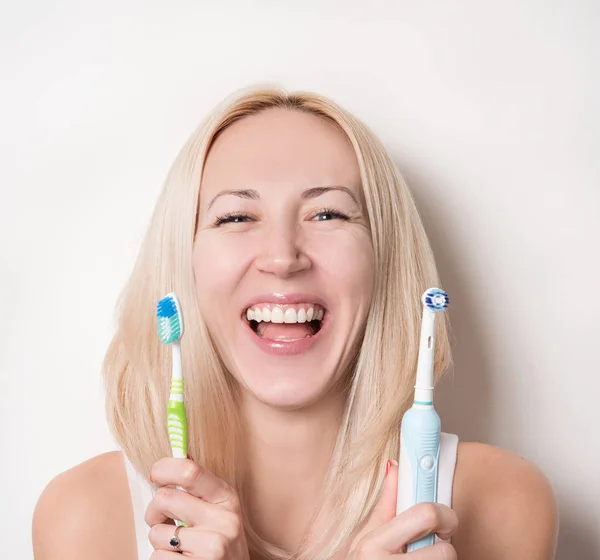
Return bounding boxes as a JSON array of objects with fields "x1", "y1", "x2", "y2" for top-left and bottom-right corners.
[{"x1": 353, "y1": 460, "x2": 399, "y2": 543}]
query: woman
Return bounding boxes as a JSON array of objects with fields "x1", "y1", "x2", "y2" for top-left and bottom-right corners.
[{"x1": 33, "y1": 86, "x2": 558, "y2": 559}]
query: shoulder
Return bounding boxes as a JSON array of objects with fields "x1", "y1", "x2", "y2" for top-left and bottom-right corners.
[
  {"x1": 451, "y1": 442, "x2": 559, "y2": 560},
  {"x1": 32, "y1": 451, "x2": 137, "y2": 560}
]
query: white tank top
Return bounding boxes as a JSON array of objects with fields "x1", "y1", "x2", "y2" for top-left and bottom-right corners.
[{"x1": 123, "y1": 432, "x2": 459, "y2": 559}]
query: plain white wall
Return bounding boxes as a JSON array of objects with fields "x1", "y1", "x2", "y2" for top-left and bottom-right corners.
[{"x1": 1, "y1": 1, "x2": 598, "y2": 558}]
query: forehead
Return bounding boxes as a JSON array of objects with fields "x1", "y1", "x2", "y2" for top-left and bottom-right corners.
[{"x1": 200, "y1": 108, "x2": 361, "y2": 195}]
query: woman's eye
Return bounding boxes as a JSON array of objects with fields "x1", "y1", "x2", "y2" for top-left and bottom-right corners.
[
  {"x1": 213, "y1": 213, "x2": 252, "y2": 226},
  {"x1": 313, "y1": 209, "x2": 350, "y2": 222}
]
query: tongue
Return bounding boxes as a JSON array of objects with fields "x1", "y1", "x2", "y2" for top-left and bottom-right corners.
[{"x1": 257, "y1": 322, "x2": 314, "y2": 339}]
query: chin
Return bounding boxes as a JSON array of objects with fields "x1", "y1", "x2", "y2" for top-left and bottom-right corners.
[{"x1": 237, "y1": 365, "x2": 335, "y2": 410}]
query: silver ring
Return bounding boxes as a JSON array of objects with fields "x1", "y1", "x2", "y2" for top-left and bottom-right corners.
[{"x1": 169, "y1": 524, "x2": 183, "y2": 552}]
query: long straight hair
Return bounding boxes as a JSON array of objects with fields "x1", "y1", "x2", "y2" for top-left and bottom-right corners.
[{"x1": 103, "y1": 84, "x2": 452, "y2": 559}]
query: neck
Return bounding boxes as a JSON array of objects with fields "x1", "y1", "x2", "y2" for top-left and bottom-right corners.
[{"x1": 240, "y1": 389, "x2": 346, "y2": 551}]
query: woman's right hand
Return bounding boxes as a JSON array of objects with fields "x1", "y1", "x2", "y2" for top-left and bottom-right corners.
[
  {"x1": 347, "y1": 461, "x2": 459, "y2": 558},
  {"x1": 145, "y1": 457, "x2": 250, "y2": 559}
]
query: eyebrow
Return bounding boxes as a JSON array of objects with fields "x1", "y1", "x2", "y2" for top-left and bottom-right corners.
[{"x1": 206, "y1": 185, "x2": 360, "y2": 211}]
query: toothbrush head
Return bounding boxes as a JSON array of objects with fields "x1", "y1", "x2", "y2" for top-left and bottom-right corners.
[
  {"x1": 157, "y1": 292, "x2": 184, "y2": 344},
  {"x1": 422, "y1": 288, "x2": 449, "y2": 312}
]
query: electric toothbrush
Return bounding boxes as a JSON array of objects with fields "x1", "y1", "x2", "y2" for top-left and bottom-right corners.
[{"x1": 397, "y1": 287, "x2": 449, "y2": 551}]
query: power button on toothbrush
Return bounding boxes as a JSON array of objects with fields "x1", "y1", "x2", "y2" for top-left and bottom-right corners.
[{"x1": 419, "y1": 455, "x2": 435, "y2": 470}]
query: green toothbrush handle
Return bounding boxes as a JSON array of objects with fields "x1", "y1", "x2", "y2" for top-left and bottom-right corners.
[
  {"x1": 167, "y1": 381, "x2": 188, "y2": 528},
  {"x1": 167, "y1": 395, "x2": 188, "y2": 459}
]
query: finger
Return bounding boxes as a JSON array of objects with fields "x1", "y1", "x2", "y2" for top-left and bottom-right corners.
[
  {"x1": 367, "y1": 502, "x2": 458, "y2": 553},
  {"x1": 145, "y1": 485, "x2": 212, "y2": 527},
  {"x1": 149, "y1": 550, "x2": 184, "y2": 559},
  {"x1": 151, "y1": 458, "x2": 239, "y2": 511},
  {"x1": 352, "y1": 460, "x2": 399, "y2": 544},
  {"x1": 149, "y1": 525, "x2": 232, "y2": 557},
  {"x1": 406, "y1": 542, "x2": 457, "y2": 559},
  {"x1": 148, "y1": 524, "x2": 194, "y2": 552},
  {"x1": 145, "y1": 485, "x2": 240, "y2": 533}
]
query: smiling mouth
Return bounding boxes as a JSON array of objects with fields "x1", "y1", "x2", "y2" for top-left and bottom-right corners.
[{"x1": 243, "y1": 304, "x2": 325, "y2": 339}]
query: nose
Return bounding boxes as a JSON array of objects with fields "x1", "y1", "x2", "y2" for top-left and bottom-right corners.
[{"x1": 254, "y1": 224, "x2": 311, "y2": 278}]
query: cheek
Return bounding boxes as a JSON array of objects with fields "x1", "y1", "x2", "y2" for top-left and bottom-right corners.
[
  {"x1": 192, "y1": 234, "x2": 250, "y2": 303},
  {"x1": 316, "y1": 232, "x2": 375, "y2": 299}
]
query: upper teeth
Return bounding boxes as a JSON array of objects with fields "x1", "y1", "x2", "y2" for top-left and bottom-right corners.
[{"x1": 246, "y1": 304, "x2": 324, "y2": 324}]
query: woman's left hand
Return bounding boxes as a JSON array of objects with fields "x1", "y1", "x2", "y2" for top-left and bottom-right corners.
[{"x1": 145, "y1": 457, "x2": 250, "y2": 559}]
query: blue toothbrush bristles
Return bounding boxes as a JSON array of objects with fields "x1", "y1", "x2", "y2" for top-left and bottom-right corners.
[
  {"x1": 422, "y1": 288, "x2": 449, "y2": 312},
  {"x1": 157, "y1": 293, "x2": 183, "y2": 344}
]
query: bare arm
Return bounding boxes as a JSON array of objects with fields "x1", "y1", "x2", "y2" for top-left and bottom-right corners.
[
  {"x1": 453, "y1": 443, "x2": 559, "y2": 560},
  {"x1": 32, "y1": 451, "x2": 137, "y2": 560}
]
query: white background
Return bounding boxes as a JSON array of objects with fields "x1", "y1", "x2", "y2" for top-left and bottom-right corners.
[{"x1": 1, "y1": 1, "x2": 598, "y2": 558}]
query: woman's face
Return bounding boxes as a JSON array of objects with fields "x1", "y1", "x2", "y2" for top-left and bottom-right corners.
[{"x1": 193, "y1": 108, "x2": 375, "y2": 409}]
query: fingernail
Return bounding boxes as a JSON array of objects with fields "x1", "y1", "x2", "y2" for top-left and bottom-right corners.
[
  {"x1": 391, "y1": 459, "x2": 398, "y2": 466},
  {"x1": 386, "y1": 460, "x2": 392, "y2": 476}
]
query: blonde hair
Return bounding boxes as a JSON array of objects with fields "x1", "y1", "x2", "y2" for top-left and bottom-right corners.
[{"x1": 103, "y1": 84, "x2": 453, "y2": 559}]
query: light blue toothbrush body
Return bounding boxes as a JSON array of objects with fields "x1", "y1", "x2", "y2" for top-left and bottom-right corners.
[{"x1": 399, "y1": 406, "x2": 441, "y2": 550}]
